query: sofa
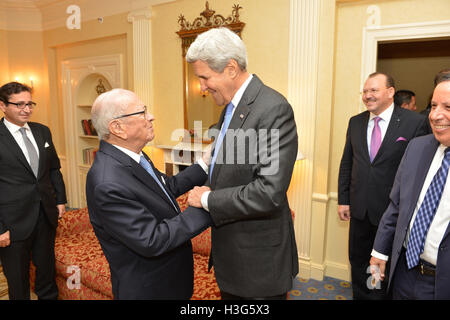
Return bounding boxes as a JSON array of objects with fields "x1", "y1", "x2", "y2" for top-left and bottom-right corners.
[{"x1": 31, "y1": 193, "x2": 221, "y2": 300}]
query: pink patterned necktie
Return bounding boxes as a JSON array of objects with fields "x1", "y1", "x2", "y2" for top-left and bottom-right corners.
[{"x1": 370, "y1": 117, "x2": 381, "y2": 162}]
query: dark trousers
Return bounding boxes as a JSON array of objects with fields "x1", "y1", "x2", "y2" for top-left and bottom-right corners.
[
  {"x1": 221, "y1": 290, "x2": 287, "y2": 300},
  {"x1": 391, "y1": 249, "x2": 435, "y2": 300},
  {"x1": 0, "y1": 207, "x2": 58, "y2": 300},
  {"x1": 349, "y1": 215, "x2": 390, "y2": 300}
]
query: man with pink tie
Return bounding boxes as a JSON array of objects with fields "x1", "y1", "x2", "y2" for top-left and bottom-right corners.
[{"x1": 338, "y1": 72, "x2": 428, "y2": 300}]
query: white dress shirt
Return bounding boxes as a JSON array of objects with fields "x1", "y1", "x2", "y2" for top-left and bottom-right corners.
[
  {"x1": 112, "y1": 144, "x2": 208, "y2": 183},
  {"x1": 372, "y1": 144, "x2": 450, "y2": 266},
  {"x1": 366, "y1": 103, "x2": 394, "y2": 155},
  {"x1": 3, "y1": 118, "x2": 40, "y2": 164},
  {"x1": 200, "y1": 74, "x2": 253, "y2": 211}
]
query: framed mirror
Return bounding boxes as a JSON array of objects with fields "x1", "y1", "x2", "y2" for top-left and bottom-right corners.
[{"x1": 177, "y1": 1, "x2": 245, "y2": 143}]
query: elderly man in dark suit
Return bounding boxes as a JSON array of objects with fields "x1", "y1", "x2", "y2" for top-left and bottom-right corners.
[
  {"x1": 86, "y1": 88, "x2": 212, "y2": 299},
  {"x1": 186, "y1": 27, "x2": 298, "y2": 300},
  {"x1": 338, "y1": 72, "x2": 428, "y2": 300},
  {"x1": 0, "y1": 82, "x2": 66, "y2": 300},
  {"x1": 370, "y1": 75, "x2": 450, "y2": 299}
]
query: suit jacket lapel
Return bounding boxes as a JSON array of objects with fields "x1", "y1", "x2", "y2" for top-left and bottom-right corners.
[
  {"x1": 141, "y1": 153, "x2": 180, "y2": 212},
  {"x1": 373, "y1": 106, "x2": 401, "y2": 163},
  {"x1": 211, "y1": 75, "x2": 261, "y2": 184},
  {"x1": 361, "y1": 112, "x2": 371, "y2": 164},
  {"x1": 406, "y1": 137, "x2": 440, "y2": 222},
  {"x1": 100, "y1": 141, "x2": 178, "y2": 212},
  {"x1": 0, "y1": 119, "x2": 35, "y2": 176},
  {"x1": 413, "y1": 137, "x2": 450, "y2": 243}
]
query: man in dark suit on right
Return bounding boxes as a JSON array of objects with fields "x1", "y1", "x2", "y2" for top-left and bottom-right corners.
[
  {"x1": 338, "y1": 72, "x2": 428, "y2": 300},
  {"x1": 370, "y1": 74, "x2": 450, "y2": 299}
]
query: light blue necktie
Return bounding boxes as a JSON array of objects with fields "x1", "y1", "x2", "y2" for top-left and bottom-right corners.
[
  {"x1": 209, "y1": 102, "x2": 234, "y2": 180},
  {"x1": 139, "y1": 155, "x2": 178, "y2": 211},
  {"x1": 406, "y1": 147, "x2": 450, "y2": 269}
]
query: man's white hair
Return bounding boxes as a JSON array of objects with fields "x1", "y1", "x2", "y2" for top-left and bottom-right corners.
[
  {"x1": 186, "y1": 27, "x2": 248, "y2": 72},
  {"x1": 91, "y1": 88, "x2": 139, "y2": 140}
]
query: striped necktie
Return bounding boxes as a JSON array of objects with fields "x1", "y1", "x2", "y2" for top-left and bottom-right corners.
[{"x1": 406, "y1": 147, "x2": 450, "y2": 269}]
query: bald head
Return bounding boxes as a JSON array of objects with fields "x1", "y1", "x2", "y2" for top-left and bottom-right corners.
[{"x1": 91, "y1": 89, "x2": 141, "y2": 140}]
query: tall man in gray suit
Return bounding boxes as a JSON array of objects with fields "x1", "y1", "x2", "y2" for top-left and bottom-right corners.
[
  {"x1": 370, "y1": 75, "x2": 450, "y2": 299},
  {"x1": 186, "y1": 27, "x2": 298, "y2": 300}
]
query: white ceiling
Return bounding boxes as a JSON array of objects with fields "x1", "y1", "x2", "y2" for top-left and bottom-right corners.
[
  {"x1": 0, "y1": 0, "x2": 63, "y2": 9},
  {"x1": 0, "y1": 0, "x2": 175, "y2": 31}
]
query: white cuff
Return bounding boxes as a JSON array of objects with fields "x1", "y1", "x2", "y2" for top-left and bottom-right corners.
[
  {"x1": 201, "y1": 191, "x2": 210, "y2": 212},
  {"x1": 197, "y1": 158, "x2": 209, "y2": 174},
  {"x1": 371, "y1": 249, "x2": 389, "y2": 261}
]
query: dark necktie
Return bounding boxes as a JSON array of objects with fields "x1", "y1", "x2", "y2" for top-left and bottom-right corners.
[
  {"x1": 19, "y1": 127, "x2": 39, "y2": 177},
  {"x1": 210, "y1": 102, "x2": 234, "y2": 179},
  {"x1": 139, "y1": 156, "x2": 178, "y2": 211},
  {"x1": 406, "y1": 147, "x2": 450, "y2": 269},
  {"x1": 370, "y1": 117, "x2": 381, "y2": 162}
]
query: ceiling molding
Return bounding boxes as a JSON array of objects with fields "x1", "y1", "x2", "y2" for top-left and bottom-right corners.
[{"x1": 0, "y1": 0, "x2": 175, "y2": 31}]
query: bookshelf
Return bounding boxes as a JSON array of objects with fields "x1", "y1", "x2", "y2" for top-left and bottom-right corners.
[
  {"x1": 61, "y1": 54, "x2": 123, "y2": 209},
  {"x1": 74, "y1": 74, "x2": 111, "y2": 207}
]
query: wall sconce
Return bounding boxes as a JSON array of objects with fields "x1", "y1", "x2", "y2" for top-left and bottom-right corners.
[{"x1": 14, "y1": 76, "x2": 34, "y2": 89}]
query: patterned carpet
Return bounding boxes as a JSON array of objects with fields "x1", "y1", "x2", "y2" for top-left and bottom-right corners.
[
  {"x1": 0, "y1": 264, "x2": 352, "y2": 300},
  {"x1": 288, "y1": 276, "x2": 353, "y2": 300}
]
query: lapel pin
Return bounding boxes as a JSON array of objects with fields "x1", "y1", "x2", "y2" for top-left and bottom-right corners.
[{"x1": 240, "y1": 114, "x2": 244, "y2": 119}]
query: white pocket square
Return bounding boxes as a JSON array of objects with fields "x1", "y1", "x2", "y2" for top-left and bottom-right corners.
[{"x1": 44, "y1": 142, "x2": 50, "y2": 148}]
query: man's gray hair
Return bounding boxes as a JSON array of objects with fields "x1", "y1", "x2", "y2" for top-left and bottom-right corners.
[
  {"x1": 186, "y1": 27, "x2": 248, "y2": 73},
  {"x1": 91, "y1": 88, "x2": 137, "y2": 140}
]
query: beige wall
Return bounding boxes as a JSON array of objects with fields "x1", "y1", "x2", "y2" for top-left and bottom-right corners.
[
  {"x1": 0, "y1": 30, "x2": 48, "y2": 125},
  {"x1": 151, "y1": 0, "x2": 290, "y2": 146},
  {"x1": 0, "y1": 30, "x2": 10, "y2": 86},
  {"x1": 42, "y1": 12, "x2": 133, "y2": 157},
  {"x1": 0, "y1": 12, "x2": 132, "y2": 157}
]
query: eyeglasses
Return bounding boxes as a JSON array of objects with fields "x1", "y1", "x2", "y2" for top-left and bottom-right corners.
[
  {"x1": 7, "y1": 101, "x2": 37, "y2": 109},
  {"x1": 113, "y1": 106, "x2": 147, "y2": 119}
]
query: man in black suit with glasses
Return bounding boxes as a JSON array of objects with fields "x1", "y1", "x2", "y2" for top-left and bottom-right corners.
[{"x1": 0, "y1": 82, "x2": 66, "y2": 300}]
